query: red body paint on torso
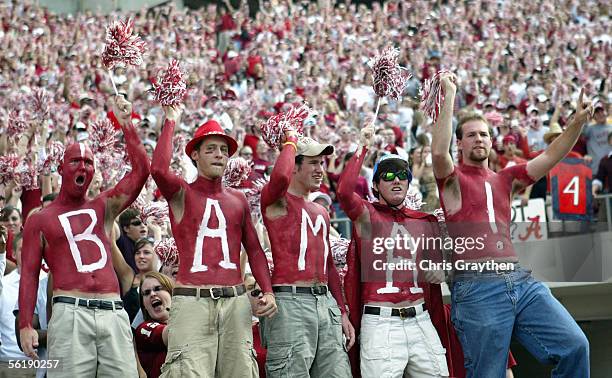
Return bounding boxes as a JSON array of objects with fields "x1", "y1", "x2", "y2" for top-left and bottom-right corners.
[
  {"x1": 436, "y1": 164, "x2": 534, "y2": 261},
  {"x1": 170, "y1": 178, "x2": 247, "y2": 287},
  {"x1": 263, "y1": 192, "x2": 331, "y2": 285},
  {"x1": 151, "y1": 120, "x2": 272, "y2": 292},
  {"x1": 338, "y1": 149, "x2": 437, "y2": 304},
  {"x1": 31, "y1": 197, "x2": 120, "y2": 293}
]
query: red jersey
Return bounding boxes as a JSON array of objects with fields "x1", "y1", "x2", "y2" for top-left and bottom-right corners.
[
  {"x1": 151, "y1": 120, "x2": 272, "y2": 292},
  {"x1": 436, "y1": 164, "x2": 535, "y2": 261},
  {"x1": 135, "y1": 321, "x2": 167, "y2": 378},
  {"x1": 338, "y1": 148, "x2": 442, "y2": 304},
  {"x1": 260, "y1": 141, "x2": 346, "y2": 311}
]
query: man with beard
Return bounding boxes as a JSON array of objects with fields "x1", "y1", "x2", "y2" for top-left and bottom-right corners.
[
  {"x1": 18, "y1": 96, "x2": 149, "y2": 377},
  {"x1": 338, "y1": 125, "x2": 451, "y2": 377},
  {"x1": 259, "y1": 132, "x2": 354, "y2": 377},
  {"x1": 432, "y1": 73, "x2": 593, "y2": 377},
  {"x1": 150, "y1": 106, "x2": 276, "y2": 378}
]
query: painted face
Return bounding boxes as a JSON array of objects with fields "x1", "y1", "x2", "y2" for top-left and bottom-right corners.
[
  {"x1": 141, "y1": 277, "x2": 172, "y2": 323},
  {"x1": 295, "y1": 155, "x2": 325, "y2": 192},
  {"x1": 59, "y1": 143, "x2": 95, "y2": 199},
  {"x1": 191, "y1": 136, "x2": 229, "y2": 180},
  {"x1": 458, "y1": 120, "x2": 492, "y2": 163},
  {"x1": 135, "y1": 243, "x2": 155, "y2": 273}
]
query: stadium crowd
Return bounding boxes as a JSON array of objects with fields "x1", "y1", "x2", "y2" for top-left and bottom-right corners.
[{"x1": 0, "y1": 0, "x2": 610, "y2": 377}]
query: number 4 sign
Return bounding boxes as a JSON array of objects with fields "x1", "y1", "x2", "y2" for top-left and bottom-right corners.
[{"x1": 550, "y1": 157, "x2": 593, "y2": 221}]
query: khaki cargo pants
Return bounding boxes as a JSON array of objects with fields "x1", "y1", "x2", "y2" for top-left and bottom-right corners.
[
  {"x1": 160, "y1": 294, "x2": 258, "y2": 378},
  {"x1": 259, "y1": 290, "x2": 351, "y2": 378},
  {"x1": 47, "y1": 299, "x2": 138, "y2": 377}
]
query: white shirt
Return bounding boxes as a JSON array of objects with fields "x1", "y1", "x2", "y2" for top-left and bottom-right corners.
[
  {"x1": 0, "y1": 270, "x2": 27, "y2": 361},
  {"x1": 13, "y1": 276, "x2": 48, "y2": 378},
  {"x1": 0, "y1": 252, "x2": 5, "y2": 297}
]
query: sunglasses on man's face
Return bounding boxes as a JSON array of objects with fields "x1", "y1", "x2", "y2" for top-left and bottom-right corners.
[
  {"x1": 130, "y1": 220, "x2": 144, "y2": 227},
  {"x1": 142, "y1": 285, "x2": 164, "y2": 297},
  {"x1": 250, "y1": 289, "x2": 262, "y2": 297},
  {"x1": 381, "y1": 171, "x2": 409, "y2": 182}
]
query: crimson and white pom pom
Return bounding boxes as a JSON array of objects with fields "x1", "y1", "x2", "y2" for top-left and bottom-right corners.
[
  {"x1": 0, "y1": 154, "x2": 20, "y2": 185},
  {"x1": 38, "y1": 141, "x2": 65, "y2": 175},
  {"x1": 368, "y1": 47, "x2": 411, "y2": 100},
  {"x1": 404, "y1": 185, "x2": 423, "y2": 210},
  {"x1": 433, "y1": 208, "x2": 446, "y2": 223},
  {"x1": 102, "y1": 18, "x2": 147, "y2": 69},
  {"x1": 223, "y1": 157, "x2": 252, "y2": 188},
  {"x1": 259, "y1": 103, "x2": 311, "y2": 149},
  {"x1": 14, "y1": 161, "x2": 39, "y2": 190},
  {"x1": 89, "y1": 118, "x2": 119, "y2": 154},
  {"x1": 142, "y1": 201, "x2": 169, "y2": 227},
  {"x1": 30, "y1": 89, "x2": 50, "y2": 120},
  {"x1": 330, "y1": 236, "x2": 350, "y2": 268},
  {"x1": 420, "y1": 70, "x2": 454, "y2": 124},
  {"x1": 264, "y1": 249, "x2": 274, "y2": 275},
  {"x1": 153, "y1": 60, "x2": 187, "y2": 106},
  {"x1": 155, "y1": 238, "x2": 179, "y2": 267},
  {"x1": 7, "y1": 110, "x2": 29, "y2": 138},
  {"x1": 485, "y1": 111, "x2": 504, "y2": 126}
]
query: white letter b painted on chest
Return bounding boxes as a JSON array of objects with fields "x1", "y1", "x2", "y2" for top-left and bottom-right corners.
[{"x1": 57, "y1": 209, "x2": 107, "y2": 273}]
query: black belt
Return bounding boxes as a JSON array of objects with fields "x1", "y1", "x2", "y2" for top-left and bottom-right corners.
[
  {"x1": 363, "y1": 304, "x2": 426, "y2": 319},
  {"x1": 53, "y1": 296, "x2": 123, "y2": 310},
  {"x1": 173, "y1": 284, "x2": 246, "y2": 299},
  {"x1": 272, "y1": 285, "x2": 328, "y2": 295}
]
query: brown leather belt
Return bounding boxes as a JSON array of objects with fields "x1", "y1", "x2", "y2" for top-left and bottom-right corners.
[{"x1": 172, "y1": 285, "x2": 246, "y2": 299}]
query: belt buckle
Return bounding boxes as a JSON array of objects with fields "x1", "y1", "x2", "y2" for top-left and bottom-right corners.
[
  {"x1": 311, "y1": 285, "x2": 324, "y2": 295},
  {"x1": 209, "y1": 288, "x2": 221, "y2": 300},
  {"x1": 86, "y1": 299, "x2": 99, "y2": 309},
  {"x1": 399, "y1": 307, "x2": 409, "y2": 320}
]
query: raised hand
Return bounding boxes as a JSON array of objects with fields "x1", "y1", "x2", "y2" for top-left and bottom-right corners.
[
  {"x1": 112, "y1": 95, "x2": 133, "y2": 126},
  {"x1": 571, "y1": 88, "x2": 594, "y2": 126}
]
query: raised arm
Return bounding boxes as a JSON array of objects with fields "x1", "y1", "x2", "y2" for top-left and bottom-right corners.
[
  {"x1": 431, "y1": 73, "x2": 457, "y2": 179},
  {"x1": 337, "y1": 126, "x2": 373, "y2": 222},
  {"x1": 111, "y1": 222, "x2": 135, "y2": 296},
  {"x1": 105, "y1": 96, "x2": 150, "y2": 220},
  {"x1": 150, "y1": 107, "x2": 185, "y2": 202},
  {"x1": 260, "y1": 131, "x2": 298, "y2": 208},
  {"x1": 17, "y1": 213, "x2": 44, "y2": 358},
  {"x1": 526, "y1": 89, "x2": 594, "y2": 182}
]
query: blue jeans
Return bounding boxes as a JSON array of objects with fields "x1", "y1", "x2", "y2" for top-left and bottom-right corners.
[{"x1": 451, "y1": 268, "x2": 589, "y2": 378}]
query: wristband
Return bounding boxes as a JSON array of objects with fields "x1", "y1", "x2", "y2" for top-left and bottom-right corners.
[
  {"x1": 263, "y1": 292, "x2": 276, "y2": 298},
  {"x1": 282, "y1": 141, "x2": 297, "y2": 151}
]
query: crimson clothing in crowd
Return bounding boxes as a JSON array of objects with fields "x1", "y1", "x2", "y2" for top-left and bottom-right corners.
[
  {"x1": 498, "y1": 155, "x2": 527, "y2": 169},
  {"x1": 252, "y1": 323, "x2": 267, "y2": 378},
  {"x1": 21, "y1": 188, "x2": 42, "y2": 222},
  {"x1": 135, "y1": 321, "x2": 168, "y2": 378},
  {"x1": 594, "y1": 152, "x2": 612, "y2": 192}
]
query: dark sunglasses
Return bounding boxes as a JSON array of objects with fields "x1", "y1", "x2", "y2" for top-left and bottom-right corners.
[
  {"x1": 250, "y1": 289, "x2": 262, "y2": 297},
  {"x1": 142, "y1": 285, "x2": 164, "y2": 297},
  {"x1": 130, "y1": 219, "x2": 145, "y2": 226},
  {"x1": 381, "y1": 171, "x2": 409, "y2": 182}
]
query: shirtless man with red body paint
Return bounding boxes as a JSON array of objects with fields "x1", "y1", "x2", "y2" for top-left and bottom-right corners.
[
  {"x1": 18, "y1": 96, "x2": 149, "y2": 377},
  {"x1": 432, "y1": 73, "x2": 593, "y2": 377},
  {"x1": 259, "y1": 132, "x2": 354, "y2": 377},
  {"x1": 150, "y1": 106, "x2": 275, "y2": 377}
]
